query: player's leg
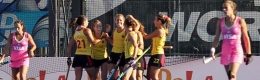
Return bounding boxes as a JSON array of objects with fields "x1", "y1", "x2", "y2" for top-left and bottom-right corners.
[
  {"x1": 228, "y1": 51, "x2": 243, "y2": 80},
  {"x1": 229, "y1": 63, "x2": 240, "y2": 80},
  {"x1": 84, "y1": 55, "x2": 95, "y2": 80},
  {"x1": 136, "y1": 69, "x2": 143, "y2": 80},
  {"x1": 146, "y1": 56, "x2": 154, "y2": 80},
  {"x1": 11, "y1": 68, "x2": 20, "y2": 80},
  {"x1": 108, "y1": 52, "x2": 119, "y2": 80},
  {"x1": 19, "y1": 57, "x2": 30, "y2": 80},
  {"x1": 130, "y1": 69, "x2": 137, "y2": 80},
  {"x1": 136, "y1": 57, "x2": 146, "y2": 80},
  {"x1": 92, "y1": 59, "x2": 101, "y2": 80},
  {"x1": 119, "y1": 53, "x2": 125, "y2": 73},
  {"x1": 101, "y1": 59, "x2": 108, "y2": 80},
  {"x1": 122, "y1": 58, "x2": 134, "y2": 80},
  {"x1": 150, "y1": 66, "x2": 161, "y2": 80},
  {"x1": 150, "y1": 54, "x2": 165, "y2": 80},
  {"x1": 74, "y1": 67, "x2": 83, "y2": 80},
  {"x1": 72, "y1": 55, "x2": 83, "y2": 80},
  {"x1": 19, "y1": 65, "x2": 29, "y2": 80}
]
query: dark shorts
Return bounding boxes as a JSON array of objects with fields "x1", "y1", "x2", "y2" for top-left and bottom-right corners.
[
  {"x1": 136, "y1": 55, "x2": 146, "y2": 70},
  {"x1": 93, "y1": 58, "x2": 108, "y2": 68},
  {"x1": 148, "y1": 54, "x2": 165, "y2": 67},
  {"x1": 72, "y1": 55, "x2": 93, "y2": 68},
  {"x1": 124, "y1": 57, "x2": 138, "y2": 69},
  {"x1": 108, "y1": 52, "x2": 125, "y2": 67}
]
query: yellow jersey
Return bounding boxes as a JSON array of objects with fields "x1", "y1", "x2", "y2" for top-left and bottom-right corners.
[
  {"x1": 91, "y1": 32, "x2": 108, "y2": 60},
  {"x1": 112, "y1": 28, "x2": 125, "y2": 53},
  {"x1": 74, "y1": 29, "x2": 91, "y2": 55},
  {"x1": 151, "y1": 29, "x2": 166, "y2": 55},
  {"x1": 124, "y1": 31, "x2": 137, "y2": 59}
]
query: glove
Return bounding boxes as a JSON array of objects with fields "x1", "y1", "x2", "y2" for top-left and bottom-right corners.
[
  {"x1": 244, "y1": 54, "x2": 253, "y2": 65},
  {"x1": 129, "y1": 58, "x2": 136, "y2": 66},
  {"x1": 67, "y1": 57, "x2": 72, "y2": 66}
]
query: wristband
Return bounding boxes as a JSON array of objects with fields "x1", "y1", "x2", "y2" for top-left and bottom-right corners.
[
  {"x1": 210, "y1": 47, "x2": 215, "y2": 52},
  {"x1": 246, "y1": 54, "x2": 252, "y2": 57}
]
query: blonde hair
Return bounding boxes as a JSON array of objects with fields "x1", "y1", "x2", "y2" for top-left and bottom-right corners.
[
  {"x1": 92, "y1": 20, "x2": 101, "y2": 28},
  {"x1": 224, "y1": 0, "x2": 237, "y2": 15}
]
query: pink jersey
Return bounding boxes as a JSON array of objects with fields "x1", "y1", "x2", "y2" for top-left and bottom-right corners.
[
  {"x1": 220, "y1": 17, "x2": 242, "y2": 47},
  {"x1": 11, "y1": 32, "x2": 29, "y2": 60},
  {"x1": 220, "y1": 17, "x2": 244, "y2": 65}
]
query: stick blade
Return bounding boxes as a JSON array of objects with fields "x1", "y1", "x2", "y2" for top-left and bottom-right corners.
[
  {"x1": 163, "y1": 46, "x2": 173, "y2": 49},
  {"x1": 203, "y1": 57, "x2": 213, "y2": 64}
]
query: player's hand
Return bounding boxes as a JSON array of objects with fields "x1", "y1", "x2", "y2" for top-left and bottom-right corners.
[
  {"x1": 244, "y1": 54, "x2": 253, "y2": 65},
  {"x1": 102, "y1": 33, "x2": 109, "y2": 39},
  {"x1": 67, "y1": 57, "x2": 72, "y2": 66},
  {"x1": 210, "y1": 48, "x2": 216, "y2": 60},
  {"x1": 29, "y1": 50, "x2": 35, "y2": 57},
  {"x1": 105, "y1": 24, "x2": 111, "y2": 33},
  {"x1": 129, "y1": 58, "x2": 136, "y2": 66},
  {"x1": 142, "y1": 32, "x2": 147, "y2": 36},
  {"x1": 126, "y1": 15, "x2": 133, "y2": 19},
  {"x1": 211, "y1": 52, "x2": 216, "y2": 60}
]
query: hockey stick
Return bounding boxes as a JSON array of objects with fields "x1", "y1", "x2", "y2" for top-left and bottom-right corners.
[
  {"x1": 0, "y1": 56, "x2": 29, "y2": 66},
  {"x1": 203, "y1": 52, "x2": 221, "y2": 64},
  {"x1": 115, "y1": 46, "x2": 151, "y2": 80},
  {"x1": 106, "y1": 54, "x2": 123, "y2": 80}
]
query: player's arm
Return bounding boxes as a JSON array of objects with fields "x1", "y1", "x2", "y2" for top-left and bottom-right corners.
[
  {"x1": 211, "y1": 19, "x2": 221, "y2": 59},
  {"x1": 103, "y1": 33, "x2": 113, "y2": 45},
  {"x1": 0, "y1": 34, "x2": 12, "y2": 62},
  {"x1": 240, "y1": 18, "x2": 251, "y2": 54},
  {"x1": 28, "y1": 34, "x2": 37, "y2": 57},
  {"x1": 129, "y1": 32, "x2": 138, "y2": 59},
  {"x1": 212, "y1": 19, "x2": 221, "y2": 48},
  {"x1": 84, "y1": 28, "x2": 101, "y2": 45},
  {"x1": 143, "y1": 29, "x2": 162, "y2": 40},
  {"x1": 67, "y1": 37, "x2": 75, "y2": 58}
]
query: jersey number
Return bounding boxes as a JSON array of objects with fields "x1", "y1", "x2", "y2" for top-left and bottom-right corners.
[
  {"x1": 153, "y1": 58, "x2": 159, "y2": 63},
  {"x1": 76, "y1": 40, "x2": 86, "y2": 48},
  {"x1": 138, "y1": 62, "x2": 141, "y2": 67}
]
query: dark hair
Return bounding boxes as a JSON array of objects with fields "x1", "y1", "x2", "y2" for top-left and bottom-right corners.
[
  {"x1": 124, "y1": 18, "x2": 137, "y2": 31},
  {"x1": 223, "y1": 0, "x2": 237, "y2": 16},
  {"x1": 69, "y1": 15, "x2": 88, "y2": 28},
  {"x1": 14, "y1": 20, "x2": 26, "y2": 32},
  {"x1": 137, "y1": 20, "x2": 146, "y2": 35},
  {"x1": 156, "y1": 14, "x2": 171, "y2": 36}
]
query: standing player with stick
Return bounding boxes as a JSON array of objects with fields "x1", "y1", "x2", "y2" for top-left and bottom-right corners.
[
  {"x1": 0, "y1": 20, "x2": 36, "y2": 80},
  {"x1": 107, "y1": 14, "x2": 126, "y2": 80},
  {"x1": 67, "y1": 15, "x2": 101, "y2": 80},
  {"x1": 91, "y1": 20, "x2": 113, "y2": 80},
  {"x1": 126, "y1": 15, "x2": 146, "y2": 80},
  {"x1": 143, "y1": 14, "x2": 171, "y2": 80},
  {"x1": 211, "y1": 0, "x2": 252, "y2": 80},
  {"x1": 121, "y1": 17, "x2": 139, "y2": 80}
]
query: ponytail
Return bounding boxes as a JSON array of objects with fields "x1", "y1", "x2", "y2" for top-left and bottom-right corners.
[
  {"x1": 157, "y1": 14, "x2": 172, "y2": 36},
  {"x1": 164, "y1": 17, "x2": 171, "y2": 36},
  {"x1": 69, "y1": 15, "x2": 88, "y2": 28},
  {"x1": 69, "y1": 18, "x2": 78, "y2": 28}
]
